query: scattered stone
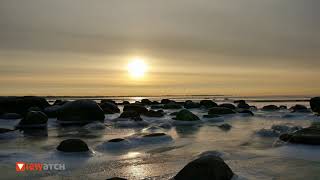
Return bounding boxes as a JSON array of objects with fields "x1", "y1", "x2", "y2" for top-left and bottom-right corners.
[
  {"x1": 173, "y1": 110, "x2": 200, "y2": 121},
  {"x1": 0, "y1": 128, "x2": 14, "y2": 134},
  {"x1": 219, "y1": 103, "x2": 236, "y2": 110},
  {"x1": 174, "y1": 154, "x2": 234, "y2": 180},
  {"x1": 57, "y1": 100, "x2": 105, "y2": 124},
  {"x1": 310, "y1": 97, "x2": 320, "y2": 114},
  {"x1": 279, "y1": 123, "x2": 320, "y2": 145},
  {"x1": 44, "y1": 105, "x2": 62, "y2": 118},
  {"x1": 184, "y1": 100, "x2": 201, "y2": 109},
  {"x1": 279, "y1": 105, "x2": 287, "y2": 110},
  {"x1": 164, "y1": 102, "x2": 182, "y2": 109},
  {"x1": 0, "y1": 96, "x2": 49, "y2": 115},
  {"x1": 122, "y1": 101, "x2": 130, "y2": 105},
  {"x1": 150, "y1": 105, "x2": 164, "y2": 109},
  {"x1": 290, "y1": 104, "x2": 309, "y2": 113},
  {"x1": 106, "y1": 177, "x2": 127, "y2": 180},
  {"x1": 235, "y1": 100, "x2": 250, "y2": 109},
  {"x1": 262, "y1": 105, "x2": 280, "y2": 111},
  {"x1": 161, "y1": 99, "x2": 172, "y2": 104},
  {"x1": 141, "y1": 99, "x2": 153, "y2": 105},
  {"x1": 100, "y1": 102, "x2": 120, "y2": 114},
  {"x1": 203, "y1": 114, "x2": 220, "y2": 118},
  {"x1": 218, "y1": 124, "x2": 232, "y2": 131},
  {"x1": 208, "y1": 107, "x2": 236, "y2": 115},
  {"x1": 200, "y1": 100, "x2": 218, "y2": 108},
  {"x1": 57, "y1": 139, "x2": 89, "y2": 152},
  {"x1": 17, "y1": 111, "x2": 48, "y2": 128},
  {"x1": 119, "y1": 111, "x2": 142, "y2": 121},
  {"x1": 123, "y1": 104, "x2": 148, "y2": 114},
  {"x1": 53, "y1": 100, "x2": 68, "y2": 106}
]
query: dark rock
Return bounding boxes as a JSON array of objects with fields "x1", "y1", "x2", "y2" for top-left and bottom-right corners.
[
  {"x1": 106, "y1": 177, "x2": 127, "y2": 180},
  {"x1": 123, "y1": 104, "x2": 148, "y2": 114},
  {"x1": 53, "y1": 100, "x2": 68, "y2": 106},
  {"x1": 173, "y1": 109, "x2": 200, "y2": 121},
  {"x1": 184, "y1": 100, "x2": 201, "y2": 109},
  {"x1": 101, "y1": 99, "x2": 116, "y2": 105},
  {"x1": 143, "y1": 133, "x2": 166, "y2": 137},
  {"x1": 218, "y1": 124, "x2": 232, "y2": 131},
  {"x1": 200, "y1": 100, "x2": 218, "y2": 108},
  {"x1": 279, "y1": 123, "x2": 320, "y2": 145},
  {"x1": 141, "y1": 99, "x2": 152, "y2": 105},
  {"x1": 290, "y1": 104, "x2": 309, "y2": 113},
  {"x1": 161, "y1": 99, "x2": 172, "y2": 104},
  {"x1": 57, "y1": 100, "x2": 105, "y2": 124},
  {"x1": 219, "y1": 103, "x2": 236, "y2": 110},
  {"x1": 237, "y1": 101, "x2": 250, "y2": 109},
  {"x1": 310, "y1": 97, "x2": 320, "y2": 114},
  {"x1": 238, "y1": 110, "x2": 254, "y2": 116},
  {"x1": 250, "y1": 106, "x2": 258, "y2": 111},
  {"x1": 44, "y1": 105, "x2": 62, "y2": 118},
  {"x1": 144, "y1": 110, "x2": 164, "y2": 117},
  {"x1": 100, "y1": 102, "x2": 120, "y2": 114},
  {"x1": 108, "y1": 138, "x2": 125, "y2": 142},
  {"x1": 0, "y1": 128, "x2": 14, "y2": 134},
  {"x1": 170, "y1": 112, "x2": 179, "y2": 116},
  {"x1": 150, "y1": 105, "x2": 164, "y2": 109},
  {"x1": 0, "y1": 96, "x2": 49, "y2": 115},
  {"x1": 0, "y1": 113, "x2": 22, "y2": 119},
  {"x1": 279, "y1": 105, "x2": 287, "y2": 110},
  {"x1": 174, "y1": 154, "x2": 234, "y2": 180},
  {"x1": 119, "y1": 111, "x2": 142, "y2": 121},
  {"x1": 208, "y1": 107, "x2": 236, "y2": 115},
  {"x1": 122, "y1": 101, "x2": 130, "y2": 105},
  {"x1": 28, "y1": 106, "x2": 42, "y2": 112},
  {"x1": 163, "y1": 102, "x2": 182, "y2": 109},
  {"x1": 57, "y1": 139, "x2": 89, "y2": 152},
  {"x1": 234, "y1": 100, "x2": 246, "y2": 104},
  {"x1": 17, "y1": 111, "x2": 48, "y2": 128},
  {"x1": 262, "y1": 105, "x2": 280, "y2": 111}
]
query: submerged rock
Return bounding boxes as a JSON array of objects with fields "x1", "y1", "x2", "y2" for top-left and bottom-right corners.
[
  {"x1": 100, "y1": 102, "x2": 120, "y2": 114},
  {"x1": 119, "y1": 111, "x2": 142, "y2": 121},
  {"x1": 219, "y1": 103, "x2": 236, "y2": 110},
  {"x1": 0, "y1": 113, "x2": 22, "y2": 120},
  {"x1": 57, "y1": 139, "x2": 89, "y2": 152},
  {"x1": 257, "y1": 124, "x2": 301, "y2": 137},
  {"x1": 174, "y1": 154, "x2": 234, "y2": 180},
  {"x1": 161, "y1": 99, "x2": 172, "y2": 104},
  {"x1": 123, "y1": 104, "x2": 148, "y2": 114},
  {"x1": 262, "y1": 105, "x2": 280, "y2": 111},
  {"x1": 208, "y1": 107, "x2": 236, "y2": 115},
  {"x1": 310, "y1": 97, "x2": 320, "y2": 114},
  {"x1": 57, "y1": 100, "x2": 105, "y2": 124},
  {"x1": 279, "y1": 123, "x2": 320, "y2": 145},
  {"x1": 290, "y1": 104, "x2": 310, "y2": 113},
  {"x1": 17, "y1": 111, "x2": 48, "y2": 128},
  {"x1": 200, "y1": 100, "x2": 218, "y2": 108},
  {"x1": 173, "y1": 110, "x2": 200, "y2": 121}
]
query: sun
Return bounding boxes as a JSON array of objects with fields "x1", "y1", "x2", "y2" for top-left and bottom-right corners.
[{"x1": 127, "y1": 58, "x2": 148, "y2": 78}]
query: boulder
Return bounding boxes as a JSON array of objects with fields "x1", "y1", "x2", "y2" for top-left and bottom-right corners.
[
  {"x1": 122, "y1": 101, "x2": 130, "y2": 105},
  {"x1": 57, "y1": 139, "x2": 89, "y2": 152},
  {"x1": 279, "y1": 123, "x2": 320, "y2": 145},
  {"x1": 218, "y1": 124, "x2": 232, "y2": 131},
  {"x1": 123, "y1": 104, "x2": 148, "y2": 114},
  {"x1": 150, "y1": 105, "x2": 164, "y2": 109},
  {"x1": 262, "y1": 105, "x2": 280, "y2": 111},
  {"x1": 290, "y1": 104, "x2": 309, "y2": 113},
  {"x1": 100, "y1": 102, "x2": 120, "y2": 114},
  {"x1": 144, "y1": 110, "x2": 164, "y2": 117},
  {"x1": 101, "y1": 99, "x2": 116, "y2": 105},
  {"x1": 237, "y1": 101, "x2": 250, "y2": 109},
  {"x1": 208, "y1": 107, "x2": 236, "y2": 115},
  {"x1": 119, "y1": 111, "x2": 142, "y2": 121},
  {"x1": 279, "y1": 105, "x2": 287, "y2": 110},
  {"x1": 200, "y1": 100, "x2": 218, "y2": 108},
  {"x1": 161, "y1": 99, "x2": 172, "y2": 104},
  {"x1": 141, "y1": 99, "x2": 153, "y2": 105},
  {"x1": 44, "y1": 105, "x2": 62, "y2": 118},
  {"x1": 57, "y1": 100, "x2": 105, "y2": 124},
  {"x1": 53, "y1": 100, "x2": 68, "y2": 106},
  {"x1": 310, "y1": 97, "x2": 320, "y2": 114},
  {"x1": 173, "y1": 109, "x2": 200, "y2": 121},
  {"x1": 219, "y1": 103, "x2": 236, "y2": 110},
  {"x1": 17, "y1": 111, "x2": 48, "y2": 128},
  {"x1": 174, "y1": 154, "x2": 234, "y2": 180},
  {"x1": 163, "y1": 102, "x2": 182, "y2": 109},
  {"x1": 0, "y1": 113, "x2": 22, "y2": 120},
  {"x1": 184, "y1": 100, "x2": 201, "y2": 109},
  {"x1": 0, "y1": 96, "x2": 49, "y2": 115}
]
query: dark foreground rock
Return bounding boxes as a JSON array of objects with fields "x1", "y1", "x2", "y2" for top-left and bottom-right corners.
[
  {"x1": 100, "y1": 102, "x2": 120, "y2": 114},
  {"x1": 0, "y1": 96, "x2": 49, "y2": 115},
  {"x1": 200, "y1": 100, "x2": 218, "y2": 108},
  {"x1": 262, "y1": 105, "x2": 280, "y2": 111},
  {"x1": 57, "y1": 100, "x2": 105, "y2": 124},
  {"x1": 57, "y1": 139, "x2": 89, "y2": 152},
  {"x1": 119, "y1": 111, "x2": 142, "y2": 121},
  {"x1": 174, "y1": 154, "x2": 234, "y2": 180},
  {"x1": 123, "y1": 104, "x2": 148, "y2": 114},
  {"x1": 290, "y1": 104, "x2": 309, "y2": 113},
  {"x1": 279, "y1": 125, "x2": 320, "y2": 145},
  {"x1": 219, "y1": 103, "x2": 236, "y2": 110},
  {"x1": 17, "y1": 111, "x2": 48, "y2": 128},
  {"x1": 208, "y1": 107, "x2": 236, "y2": 115},
  {"x1": 184, "y1": 100, "x2": 201, "y2": 109},
  {"x1": 310, "y1": 97, "x2": 320, "y2": 114},
  {"x1": 163, "y1": 102, "x2": 182, "y2": 109},
  {"x1": 173, "y1": 110, "x2": 200, "y2": 121}
]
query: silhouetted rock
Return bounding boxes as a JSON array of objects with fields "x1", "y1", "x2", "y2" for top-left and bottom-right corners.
[
  {"x1": 17, "y1": 111, "x2": 48, "y2": 128},
  {"x1": 184, "y1": 100, "x2": 201, "y2": 109},
  {"x1": 262, "y1": 105, "x2": 280, "y2": 111},
  {"x1": 100, "y1": 102, "x2": 120, "y2": 114},
  {"x1": 236, "y1": 100, "x2": 250, "y2": 109},
  {"x1": 0, "y1": 96, "x2": 49, "y2": 115},
  {"x1": 57, "y1": 100, "x2": 105, "y2": 124},
  {"x1": 122, "y1": 101, "x2": 130, "y2": 105},
  {"x1": 173, "y1": 109, "x2": 200, "y2": 121},
  {"x1": 0, "y1": 128, "x2": 14, "y2": 134},
  {"x1": 310, "y1": 97, "x2": 320, "y2": 114},
  {"x1": 144, "y1": 110, "x2": 164, "y2": 117},
  {"x1": 44, "y1": 105, "x2": 62, "y2": 118},
  {"x1": 218, "y1": 124, "x2": 232, "y2": 131},
  {"x1": 174, "y1": 154, "x2": 234, "y2": 180},
  {"x1": 163, "y1": 102, "x2": 182, "y2": 109},
  {"x1": 123, "y1": 104, "x2": 148, "y2": 114},
  {"x1": 279, "y1": 105, "x2": 287, "y2": 110},
  {"x1": 57, "y1": 139, "x2": 89, "y2": 152},
  {"x1": 0, "y1": 113, "x2": 22, "y2": 120},
  {"x1": 101, "y1": 99, "x2": 116, "y2": 105},
  {"x1": 208, "y1": 107, "x2": 236, "y2": 115},
  {"x1": 53, "y1": 100, "x2": 68, "y2": 106},
  {"x1": 141, "y1": 99, "x2": 152, "y2": 105},
  {"x1": 219, "y1": 103, "x2": 236, "y2": 110},
  {"x1": 279, "y1": 123, "x2": 320, "y2": 145},
  {"x1": 161, "y1": 99, "x2": 172, "y2": 104},
  {"x1": 200, "y1": 100, "x2": 218, "y2": 108},
  {"x1": 108, "y1": 138, "x2": 125, "y2": 142},
  {"x1": 290, "y1": 104, "x2": 309, "y2": 113},
  {"x1": 119, "y1": 111, "x2": 142, "y2": 121}
]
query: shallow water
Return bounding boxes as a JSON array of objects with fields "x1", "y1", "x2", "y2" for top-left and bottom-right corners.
[{"x1": 1, "y1": 96, "x2": 319, "y2": 180}]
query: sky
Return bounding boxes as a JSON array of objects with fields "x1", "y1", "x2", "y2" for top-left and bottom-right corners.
[{"x1": 0, "y1": 0, "x2": 319, "y2": 96}]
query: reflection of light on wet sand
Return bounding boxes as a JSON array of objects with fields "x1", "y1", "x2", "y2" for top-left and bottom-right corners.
[{"x1": 125, "y1": 152, "x2": 141, "y2": 158}]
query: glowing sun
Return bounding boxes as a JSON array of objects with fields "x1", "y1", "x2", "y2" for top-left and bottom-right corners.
[{"x1": 127, "y1": 58, "x2": 147, "y2": 78}]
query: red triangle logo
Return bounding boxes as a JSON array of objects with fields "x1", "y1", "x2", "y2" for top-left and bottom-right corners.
[{"x1": 16, "y1": 162, "x2": 25, "y2": 172}]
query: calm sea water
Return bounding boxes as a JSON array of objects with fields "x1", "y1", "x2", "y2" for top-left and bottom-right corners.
[{"x1": 0, "y1": 96, "x2": 319, "y2": 180}]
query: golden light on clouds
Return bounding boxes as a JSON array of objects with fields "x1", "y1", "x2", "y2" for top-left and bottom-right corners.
[{"x1": 127, "y1": 57, "x2": 148, "y2": 79}]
